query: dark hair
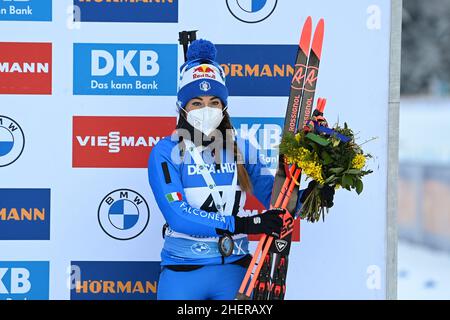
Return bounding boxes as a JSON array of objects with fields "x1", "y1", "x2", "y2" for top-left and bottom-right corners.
[
  {"x1": 176, "y1": 107, "x2": 253, "y2": 194},
  {"x1": 220, "y1": 110, "x2": 253, "y2": 194}
]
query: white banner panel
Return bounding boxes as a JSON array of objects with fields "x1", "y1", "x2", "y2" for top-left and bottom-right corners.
[{"x1": 0, "y1": 0, "x2": 392, "y2": 300}]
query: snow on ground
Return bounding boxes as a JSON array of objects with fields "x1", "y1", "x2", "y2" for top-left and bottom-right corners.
[{"x1": 398, "y1": 240, "x2": 450, "y2": 299}]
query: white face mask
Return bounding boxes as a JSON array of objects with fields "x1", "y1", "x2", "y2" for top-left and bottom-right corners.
[{"x1": 186, "y1": 106, "x2": 225, "y2": 136}]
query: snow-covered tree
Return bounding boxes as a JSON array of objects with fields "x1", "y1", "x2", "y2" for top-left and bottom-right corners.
[{"x1": 402, "y1": 0, "x2": 450, "y2": 95}]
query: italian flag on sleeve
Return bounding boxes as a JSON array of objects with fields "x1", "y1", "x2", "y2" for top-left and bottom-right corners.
[{"x1": 166, "y1": 192, "x2": 182, "y2": 203}]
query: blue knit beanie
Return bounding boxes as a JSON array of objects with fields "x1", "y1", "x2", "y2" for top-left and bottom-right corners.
[{"x1": 177, "y1": 39, "x2": 229, "y2": 108}]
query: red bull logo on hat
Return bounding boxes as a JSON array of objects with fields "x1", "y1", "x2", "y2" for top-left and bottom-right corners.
[{"x1": 193, "y1": 65, "x2": 217, "y2": 80}]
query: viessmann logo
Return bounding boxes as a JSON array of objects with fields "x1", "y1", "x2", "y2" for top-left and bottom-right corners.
[
  {"x1": 73, "y1": 0, "x2": 178, "y2": 23},
  {"x1": 72, "y1": 116, "x2": 176, "y2": 168},
  {"x1": 73, "y1": 43, "x2": 177, "y2": 96},
  {"x1": 0, "y1": 42, "x2": 52, "y2": 95},
  {"x1": 0, "y1": 0, "x2": 52, "y2": 21},
  {"x1": 70, "y1": 261, "x2": 160, "y2": 300},
  {"x1": 0, "y1": 189, "x2": 51, "y2": 240},
  {"x1": 215, "y1": 44, "x2": 298, "y2": 97}
]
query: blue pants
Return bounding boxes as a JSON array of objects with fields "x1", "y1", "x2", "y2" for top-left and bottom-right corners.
[{"x1": 157, "y1": 264, "x2": 247, "y2": 300}]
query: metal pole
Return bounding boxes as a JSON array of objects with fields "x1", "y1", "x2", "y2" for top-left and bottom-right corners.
[{"x1": 387, "y1": 0, "x2": 403, "y2": 300}]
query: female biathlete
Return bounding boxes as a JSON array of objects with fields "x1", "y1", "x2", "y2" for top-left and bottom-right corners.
[{"x1": 148, "y1": 39, "x2": 333, "y2": 300}]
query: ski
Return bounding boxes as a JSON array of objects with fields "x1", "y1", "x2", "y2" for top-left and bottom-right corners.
[
  {"x1": 236, "y1": 17, "x2": 326, "y2": 300},
  {"x1": 266, "y1": 19, "x2": 325, "y2": 300},
  {"x1": 270, "y1": 16, "x2": 313, "y2": 215},
  {"x1": 251, "y1": 17, "x2": 314, "y2": 301}
]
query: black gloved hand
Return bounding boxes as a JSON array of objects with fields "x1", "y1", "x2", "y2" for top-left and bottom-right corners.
[
  {"x1": 320, "y1": 184, "x2": 335, "y2": 208},
  {"x1": 300, "y1": 181, "x2": 335, "y2": 208},
  {"x1": 234, "y1": 208, "x2": 285, "y2": 238}
]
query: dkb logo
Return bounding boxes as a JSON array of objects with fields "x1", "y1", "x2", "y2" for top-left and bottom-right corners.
[
  {"x1": 231, "y1": 117, "x2": 284, "y2": 170},
  {"x1": 0, "y1": 262, "x2": 49, "y2": 300},
  {"x1": 0, "y1": 0, "x2": 52, "y2": 21},
  {"x1": 73, "y1": 43, "x2": 177, "y2": 96}
]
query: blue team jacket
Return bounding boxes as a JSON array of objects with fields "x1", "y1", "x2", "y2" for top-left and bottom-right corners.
[{"x1": 148, "y1": 133, "x2": 276, "y2": 266}]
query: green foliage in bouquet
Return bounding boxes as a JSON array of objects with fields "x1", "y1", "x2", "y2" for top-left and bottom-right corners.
[{"x1": 279, "y1": 123, "x2": 373, "y2": 222}]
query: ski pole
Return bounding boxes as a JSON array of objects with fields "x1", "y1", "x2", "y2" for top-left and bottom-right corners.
[
  {"x1": 240, "y1": 98, "x2": 329, "y2": 299},
  {"x1": 237, "y1": 165, "x2": 301, "y2": 299},
  {"x1": 243, "y1": 167, "x2": 301, "y2": 298},
  {"x1": 237, "y1": 166, "x2": 296, "y2": 299}
]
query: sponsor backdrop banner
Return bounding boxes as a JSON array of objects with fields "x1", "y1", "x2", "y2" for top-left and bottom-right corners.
[{"x1": 0, "y1": 0, "x2": 391, "y2": 299}]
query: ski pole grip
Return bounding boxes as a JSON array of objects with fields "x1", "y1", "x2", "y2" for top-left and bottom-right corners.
[
  {"x1": 317, "y1": 97, "x2": 326, "y2": 114},
  {"x1": 178, "y1": 30, "x2": 198, "y2": 62}
]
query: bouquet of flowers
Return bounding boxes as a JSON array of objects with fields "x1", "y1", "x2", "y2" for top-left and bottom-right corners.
[{"x1": 279, "y1": 101, "x2": 373, "y2": 223}]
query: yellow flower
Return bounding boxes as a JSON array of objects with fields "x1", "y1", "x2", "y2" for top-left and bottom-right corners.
[
  {"x1": 286, "y1": 147, "x2": 325, "y2": 184},
  {"x1": 335, "y1": 184, "x2": 341, "y2": 190},
  {"x1": 351, "y1": 154, "x2": 366, "y2": 170}
]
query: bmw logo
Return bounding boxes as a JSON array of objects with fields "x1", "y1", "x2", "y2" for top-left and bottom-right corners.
[
  {"x1": 98, "y1": 189, "x2": 150, "y2": 240},
  {"x1": 0, "y1": 116, "x2": 25, "y2": 167},
  {"x1": 191, "y1": 242, "x2": 211, "y2": 255},
  {"x1": 226, "y1": 0, "x2": 278, "y2": 23}
]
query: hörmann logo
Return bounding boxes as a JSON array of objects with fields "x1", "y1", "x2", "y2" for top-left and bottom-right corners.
[
  {"x1": 0, "y1": 0, "x2": 52, "y2": 21},
  {"x1": 73, "y1": 43, "x2": 177, "y2": 95},
  {"x1": 222, "y1": 63, "x2": 294, "y2": 78},
  {"x1": 73, "y1": 0, "x2": 178, "y2": 23},
  {"x1": 215, "y1": 44, "x2": 298, "y2": 96},
  {"x1": 0, "y1": 42, "x2": 52, "y2": 94},
  {"x1": 0, "y1": 189, "x2": 51, "y2": 240},
  {"x1": 70, "y1": 261, "x2": 160, "y2": 300},
  {"x1": 0, "y1": 261, "x2": 49, "y2": 300},
  {"x1": 73, "y1": 116, "x2": 176, "y2": 168}
]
